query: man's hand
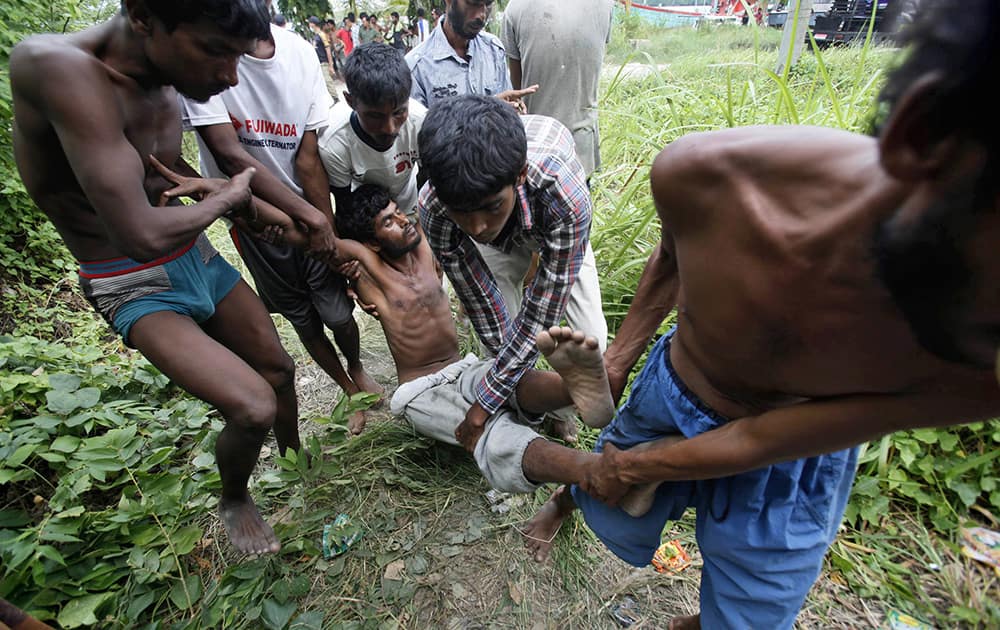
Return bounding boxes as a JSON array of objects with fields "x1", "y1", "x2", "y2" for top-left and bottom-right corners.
[
  {"x1": 307, "y1": 220, "x2": 338, "y2": 264},
  {"x1": 496, "y1": 85, "x2": 539, "y2": 115},
  {"x1": 150, "y1": 155, "x2": 256, "y2": 219},
  {"x1": 455, "y1": 401, "x2": 490, "y2": 453},
  {"x1": 579, "y1": 443, "x2": 631, "y2": 506},
  {"x1": 336, "y1": 261, "x2": 380, "y2": 318},
  {"x1": 607, "y1": 365, "x2": 630, "y2": 405}
]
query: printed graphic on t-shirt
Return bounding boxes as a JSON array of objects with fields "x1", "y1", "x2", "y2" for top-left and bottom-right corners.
[{"x1": 231, "y1": 114, "x2": 300, "y2": 151}]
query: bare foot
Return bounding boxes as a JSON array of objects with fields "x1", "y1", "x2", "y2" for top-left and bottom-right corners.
[
  {"x1": 536, "y1": 326, "x2": 615, "y2": 428},
  {"x1": 669, "y1": 614, "x2": 701, "y2": 630},
  {"x1": 349, "y1": 366, "x2": 384, "y2": 406},
  {"x1": 547, "y1": 413, "x2": 579, "y2": 444},
  {"x1": 518, "y1": 486, "x2": 574, "y2": 563},
  {"x1": 347, "y1": 409, "x2": 367, "y2": 435},
  {"x1": 219, "y1": 494, "x2": 281, "y2": 555},
  {"x1": 618, "y1": 435, "x2": 685, "y2": 518}
]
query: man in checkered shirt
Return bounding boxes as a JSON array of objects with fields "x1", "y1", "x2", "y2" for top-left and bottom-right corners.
[{"x1": 418, "y1": 94, "x2": 608, "y2": 450}]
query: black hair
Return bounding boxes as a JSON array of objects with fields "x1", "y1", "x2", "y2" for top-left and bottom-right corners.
[
  {"x1": 124, "y1": 0, "x2": 270, "y2": 39},
  {"x1": 360, "y1": 12, "x2": 368, "y2": 18},
  {"x1": 337, "y1": 185, "x2": 392, "y2": 243},
  {"x1": 347, "y1": 12, "x2": 356, "y2": 20},
  {"x1": 417, "y1": 8, "x2": 425, "y2": 17},
  {"x1": 391, "y1": 11, "x2": 400, "y2": 19},
  {"x1": 873, "y1": 0, "x2": 1000, "y2": 156},
  {"x1": 272, "y1": 13, "x2": 286, "y2": 26},
  {"x1": 418, "y1": 95, "x2": 527, "y2": 211},
  {"x1": 343, "y1": 43, "x2": 411, "y2": 108}
]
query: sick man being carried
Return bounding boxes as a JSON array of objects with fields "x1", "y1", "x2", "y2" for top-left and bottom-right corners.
[{"x1": 260, "y1": 182, "x2": 619, "y2": 494}]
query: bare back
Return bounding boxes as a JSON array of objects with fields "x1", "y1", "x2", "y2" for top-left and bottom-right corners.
[
  {"x1": 341, "y1": 232, "x2": 461, "y2": 383},
  {"x1": 655, "y1": 126, "x2": 996, "y2": 419},
  {"x1": 11, "y1": 22, "x2": 190, "y2": 262}
]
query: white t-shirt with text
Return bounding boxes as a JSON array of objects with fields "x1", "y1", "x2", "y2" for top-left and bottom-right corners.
[
  {"x1": 317, "y1": 99, "x2": 427, "y2": 216},
  {"x1": 181, "y1": 24, "x2": 334, "y2": 196}
]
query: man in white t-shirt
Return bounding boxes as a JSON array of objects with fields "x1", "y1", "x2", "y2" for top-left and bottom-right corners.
[
  {"x1": 318, "y1": 43, "x2": 426, "y2": 220},
  {"x1": 182, "y1": 23, "x2": 382, "y2": 434}
]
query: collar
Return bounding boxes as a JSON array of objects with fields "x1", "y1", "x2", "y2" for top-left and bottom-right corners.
[
  {"x1": 427, "y1": 18, "x2": 480, "y2": 62},
  {"x1": 349, "y1": 111, "x2": 390, "y2": 152},
  {"x1": 514, "y1": 182, "x2": 533, "y2": 231}
]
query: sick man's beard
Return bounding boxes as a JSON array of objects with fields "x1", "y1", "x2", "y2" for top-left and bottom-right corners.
[
  {"x1": 872, "y1": 172, "x2": 990, "y2": 367},
  {"x1": 381, "y1": 233, "x2": 422, "y2": 259}
]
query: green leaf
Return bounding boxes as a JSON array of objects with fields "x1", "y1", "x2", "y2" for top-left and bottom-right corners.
[
  {"x1": 46, "y1": 389, "x2": 79, "y2": 414},
  {"x1": 192, "y1": 452, "x2": 215, "y2": 468},
  {"x1": 75, "y1": 387, "x2": 101, "y2": 409},
  {"x1": 261, "y1": 598, "x2": 297, "y2": 630},
  {"x1": 47, "y1": 373, "x2": 81, "y2": 392},
  {"x1": 50, "y1": 435, "x2": 81, "y2": 453},
  {"x1": 168, "y1": 574, "x2": 203, "y2": 611},
  {"x1": 7, "y1": 443, "x2": 36, "y2": 467},
  {"x1": 57, "y1": 592, "x2": 113, "y2": 629},
  {"x1": 125, "y1": 590, "x2": 157, "y2": 620},
  {"x1": 289, "y1": 610, "x2": 325, "y2": 630},
  {"x1": 170, "y1": 525, "x2": 203, "y2": 555},
  {"x1": 36, "y1": 544, "x2": 66, "y2": 566}
]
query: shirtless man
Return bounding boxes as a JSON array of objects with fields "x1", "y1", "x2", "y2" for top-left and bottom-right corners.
[
  {"x1": 10, "y1": 0, "x2": 296, "y2": 555},
  {"x1": 332, "y1": 184, "x2": 617, "y2": 493},
  {"x1": 521, "y1": 1, "x2": 1000, "y2": 628}
]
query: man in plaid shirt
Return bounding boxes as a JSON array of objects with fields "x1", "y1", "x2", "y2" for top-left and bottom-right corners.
[{"x1": 418, "y1": 94, "x2": 608, "y2": 450}]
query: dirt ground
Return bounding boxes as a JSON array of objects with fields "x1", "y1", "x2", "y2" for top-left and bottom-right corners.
[{"x1": 274, "y1": 306, "x2": 886, "y2": 629}]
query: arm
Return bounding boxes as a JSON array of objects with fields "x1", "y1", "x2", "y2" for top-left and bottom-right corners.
[
  {"x1": 11, "y1": 46, "x2": 250, "y2": 262},
  {"x1": 295, "y1": 130, "x2": 336, "y2": 233},
  {"x1": 473, "y1": 193, "x2": 590, "y2": 417},
  {"x1": 194, "y1": 123, "x2": 335, "y2": 255},
  {"x1": 603, "y1": 237, "x2": 678, "y2": 402},
  {"x1": 584, "y1": 373, "x2": 1000, "y2": 503},
  {"x1": 507, "y1": 57, "x2": 523, "y2": 91}
]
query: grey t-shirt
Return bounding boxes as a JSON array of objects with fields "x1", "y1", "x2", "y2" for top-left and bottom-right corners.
[{"x1": 502, "y1": 0, "x2": 613, "y2": 176}]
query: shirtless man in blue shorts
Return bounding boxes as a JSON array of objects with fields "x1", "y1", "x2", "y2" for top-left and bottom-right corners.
[
  {"x1": 522, "y1": 1, "x2": 1000, "y2": 628},
  {"x1": 10, "y1": 0, "x2": 300, "y2": 555}
]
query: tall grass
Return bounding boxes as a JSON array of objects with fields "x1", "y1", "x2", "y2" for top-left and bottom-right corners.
[{"x1": 589, "y1": 23, "x2": 1000, "y2": 628}]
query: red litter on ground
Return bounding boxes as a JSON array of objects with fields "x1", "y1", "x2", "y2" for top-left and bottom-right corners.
[{"x1": 651, "y1": 539, "x2": 691, "y2": 573}]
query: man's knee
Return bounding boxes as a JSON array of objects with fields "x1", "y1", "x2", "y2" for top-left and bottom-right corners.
[
  {"x1": 222, "y1": 387, "x2": 279, "y2": 433},
  {"x1": 259, "y1": 350, "x2": 296, "y2": 393}
]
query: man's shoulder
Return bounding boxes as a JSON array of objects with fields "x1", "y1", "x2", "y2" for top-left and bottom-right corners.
[
  {"x1": 407, "y1": 99, "x2": 428, "y2": 124},
  {"x1": 11, "y1": 34, "x2": 98, "y2": 84},
  {"x1": 318, "y1": 103, "x2": 355, "y2": 150},
  {"x1": 273, "y1": 24, "x2": 313, "y2": 56},
  {"x1": 477, "y1": 31, "x2": 506, "y2": 55}
]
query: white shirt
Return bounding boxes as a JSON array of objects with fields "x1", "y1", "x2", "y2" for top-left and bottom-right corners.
[
  {"x1": 417, "y1": 17, "x2": 430, "y2": 43},
  {"x1": 317, "y1": 99, "x2": 427, "y2": 216},
  {"x1": 180, "y1": 24, "x2": 333, "y2": 196}
]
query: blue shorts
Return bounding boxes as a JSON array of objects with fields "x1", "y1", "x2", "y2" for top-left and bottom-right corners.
[
  {"x1": 78, "y1": 234, "x2": 241, "y2": 346},
  {"x1": 572, "y1": 332, "x2": 859, "y2": 629}
]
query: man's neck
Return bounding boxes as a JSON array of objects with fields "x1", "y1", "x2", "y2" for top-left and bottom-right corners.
[
  {"x1": 99, "y1": 14, "x2": 164, "y2": 90},
  {"x1": 441, "y1": 18, "x2": 471, "y2": 58},
  {"x1": 383, "y1": 250, "x2": 421, "y2": 276},
  {"x1": 252, "y1": 36, "x2": 276, "y2": 60}
]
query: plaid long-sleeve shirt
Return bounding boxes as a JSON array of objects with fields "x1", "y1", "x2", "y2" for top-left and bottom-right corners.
[{"x1": 418, "y1": 115, "x2": 592, "y2": 414}]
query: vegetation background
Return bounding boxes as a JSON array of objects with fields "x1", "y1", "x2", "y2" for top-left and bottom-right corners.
[{"x1": 1, "y1": 1, "x2": 998, "y2": 628}]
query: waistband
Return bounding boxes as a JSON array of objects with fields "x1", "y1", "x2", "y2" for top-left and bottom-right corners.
[
  {"x1": 389, "y1": 354, "x2": 479, "y2": 416},
  {"x1": 659, "y1": 329, "x2": 729, "y2": 426},
  {"x1": 78, "y1": 236, "x2": 200, "y2": 279}
]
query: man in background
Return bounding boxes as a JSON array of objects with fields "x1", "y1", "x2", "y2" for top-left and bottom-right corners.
[
  {"x1": 307, "y1": 16, "x2": 339, "y2": 100},
  {"x1": 336, "y1": 15, "x2": 355, "y2": 57},
  {"x1": 405, "y1": 0, "x2": 534, "y2": 109},
  {"x1": 502, "y1": 0, "x2": 614, "y2": 178},
  {"x1": 415, "y1": 7, "x2": 430, "y2": 44}
]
